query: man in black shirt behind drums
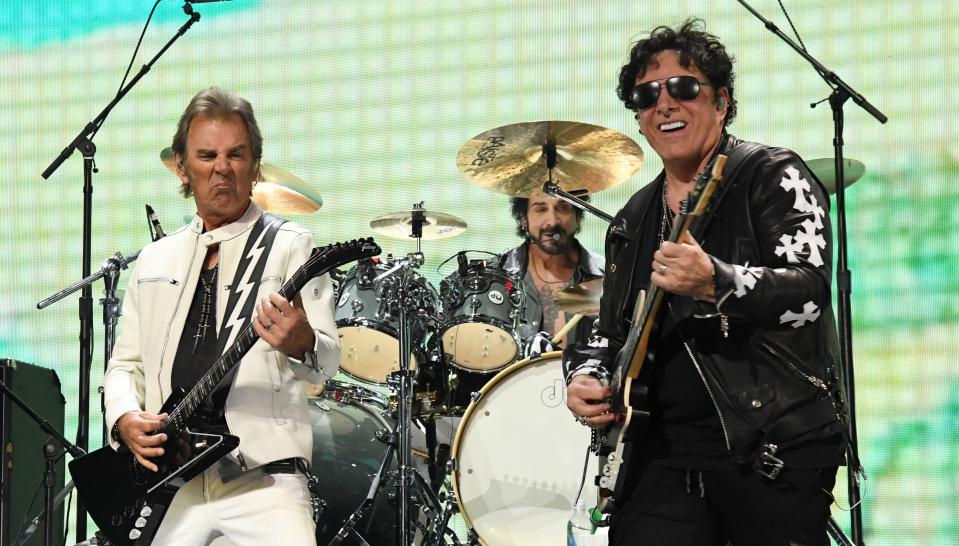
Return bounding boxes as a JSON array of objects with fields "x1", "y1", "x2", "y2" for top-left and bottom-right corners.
[{"x1": 499, "y1": 188, "x2": 604, "y2": 351}]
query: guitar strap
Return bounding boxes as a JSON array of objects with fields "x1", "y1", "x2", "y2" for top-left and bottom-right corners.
[
  {"x1": 687, "y1": 135, "x2": 765, "y2": 238},
  {"x1": 217, "y1": 212, "x2": 287, "y2": 355}
]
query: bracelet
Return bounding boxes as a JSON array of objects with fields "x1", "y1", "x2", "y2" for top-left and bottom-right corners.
[{"x1": 565, "y1": 364, "x2": 610, "y2": 386}]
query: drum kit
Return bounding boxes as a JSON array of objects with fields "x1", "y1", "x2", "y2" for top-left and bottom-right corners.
[
  {"x1": 165, "y1": 122, "x2": 864, "y2": 546},
  {"x1": 281, "y1": 120, "x2": 644, "y2": 546}
]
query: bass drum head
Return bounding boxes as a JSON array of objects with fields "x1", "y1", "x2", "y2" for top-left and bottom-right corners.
[{"x1": 451, "y1": 352, "x2": 599, "y2": 545}]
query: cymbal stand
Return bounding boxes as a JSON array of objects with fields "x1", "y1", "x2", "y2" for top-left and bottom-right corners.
[{"x1": 538, "y1": 144, "x2": 615, "y2": 224}]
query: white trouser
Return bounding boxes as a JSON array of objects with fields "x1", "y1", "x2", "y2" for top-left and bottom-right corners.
[{"x1": 151, "y1": 461, "x2": 315, "y2": 546}]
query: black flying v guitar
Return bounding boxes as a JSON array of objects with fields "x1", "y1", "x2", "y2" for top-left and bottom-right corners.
[
  {"x1": 68, "y1": 238, "x2": 381, "y2": 546},
  {"x1": 595, "y1": 156, "x2": 727, "y2": 514}
]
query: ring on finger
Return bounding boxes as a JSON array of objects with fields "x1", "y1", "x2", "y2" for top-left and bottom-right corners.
[
  {"x1": 659, "y1": 264, "x2": 667, "y2": 275},
  {"x1": 576, "y1": 415, "x2": 590, "y2": 427},
  {"x1": 265, "y1": 320, "x2": 274, "y2": 332}
]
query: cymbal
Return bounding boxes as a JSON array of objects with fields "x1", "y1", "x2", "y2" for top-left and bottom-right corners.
[
  {"x1": 370, "y1": 209, "x2": 467, "y2": 240},
  {"x1": 456, "y1": 121, "x2": 644, "y2": 197},
  {"x1": 160, "y1": 148, "x2": 323, "y2": 214},
  {"x1": 553, "y1": 277, "x2": 603, "y2": 315},
  {"x1": 806, "y1": 158, "x2": 865, "y2": 195}
]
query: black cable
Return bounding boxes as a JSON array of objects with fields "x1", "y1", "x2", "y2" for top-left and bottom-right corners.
[
  {"x1": 778, "y1": 1, "x2": 830, "y2": 82},
  {"x1": 61, "y1": 490, "x2": 73, "y2": 546},
  {"x1": 90, "y1": 0, "x2": 163, "y2": 141},
  {"x1": 778, "y1": 0, "x2": 807, "y2": 51},
  {"x1": 572, "y1": 442, "x2": 591, "y2": 507}
]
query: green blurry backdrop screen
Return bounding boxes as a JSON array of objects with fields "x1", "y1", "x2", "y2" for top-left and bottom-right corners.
[{"x1": 1, "y1": 1, "x2": 957, "y2": 543}]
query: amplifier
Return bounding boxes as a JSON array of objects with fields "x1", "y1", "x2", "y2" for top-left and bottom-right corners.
[{"x1": 0, "y1": 359, "x2": 66, "y2": 546}]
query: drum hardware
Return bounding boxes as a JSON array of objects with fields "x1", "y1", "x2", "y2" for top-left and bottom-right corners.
[
  {"x1": 806, "y1": 157, "x2": 865, "y2": 194},
  {"x1": 553, "y1": 277, "x2": 604, "y2": 316},
  {"x1": 369, "y1": 203, "x2": 468, "y2": 242},
  {"x1": 455, "y1": 120, "x2": 644, "y2": 197},
  {"x1": 365, "y1": 204, "x2": 440, "y2": 545},
  {"x1": 457, "y1": 120, "x2": 636, "y2": 224},
  {"x1": 160, "y1": 147, "x2": 323, "y2": 214}
]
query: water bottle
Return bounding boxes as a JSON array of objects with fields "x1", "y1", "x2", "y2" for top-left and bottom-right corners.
[{"x1": 567, "y1": 499, "x2": 594, "y2": 546}]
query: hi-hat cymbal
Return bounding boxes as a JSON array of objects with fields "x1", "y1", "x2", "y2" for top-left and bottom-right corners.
[
  {"x1": 370, "y1": 209, "x2": 467, "y2": 240},
  {"x1": 554, "y1": 277, "x2": 603, "y2": 315},
  {"x1": 160, "y1": 148, "x2": 323, "y2": 214},
  {"x1": 806, "y1": 158, "x2": 865, "y2": 195},
  {"x1": 456, "y1": 121, "x2": 644, "y2": 197}
]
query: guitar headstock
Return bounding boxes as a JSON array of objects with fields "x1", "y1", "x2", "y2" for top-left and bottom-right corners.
[{"x1": 304, "y1": 237, "x2": 382, "y2": 279}]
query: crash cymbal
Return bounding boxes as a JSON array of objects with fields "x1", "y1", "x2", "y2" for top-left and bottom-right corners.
[
  {"x1": 370, "y1": 208, "x2": 467, "y2": 240},
  {"x1": 456, "y1": 121, "x2": 644, "y2": 197},
  {"x1": 160, "y1": 148, "x2": 322, "y2": 214},
  {"x1": 554, "y1": 276, "x2": 603, "y2": 315},
  {"x1": 806, "y1": 158, "x2": 865, "y2": 195}
]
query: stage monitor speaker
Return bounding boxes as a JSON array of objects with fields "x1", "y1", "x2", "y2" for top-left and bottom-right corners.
[{"x1": 0, "y1": 359, "x2": 66, "y2": 546}]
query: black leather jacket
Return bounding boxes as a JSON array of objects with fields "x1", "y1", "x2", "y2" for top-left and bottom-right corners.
[
  {"x1": 496, "y1": 239, "x2": 604, "y2": 348},
  {"x1": 564, "y1": 134, "x2": 847, "y2": 466}
]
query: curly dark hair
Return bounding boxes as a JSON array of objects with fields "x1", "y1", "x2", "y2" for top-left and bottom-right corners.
[
  {"x1": 509, "y1": 195, "x2": 587, "y2": 238},
  {"x1": 616, "y1": 18, "x2": 737, "y2": 127}
]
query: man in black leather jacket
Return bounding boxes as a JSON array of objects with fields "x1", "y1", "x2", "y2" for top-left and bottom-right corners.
[
  {"x1": 497, "y1": 189, "x2": 604, "y2": 353},
  {"x1": 564, "y1": 19, "x2": 848, "y2": 546}
]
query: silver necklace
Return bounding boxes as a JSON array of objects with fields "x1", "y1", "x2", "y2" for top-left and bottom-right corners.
[
  {"x1": 659, "y1": 177, "x2": 676, "y2": 245},
  {"x1": 193, "y1": 265, "x2": 218, "y2": 353}
]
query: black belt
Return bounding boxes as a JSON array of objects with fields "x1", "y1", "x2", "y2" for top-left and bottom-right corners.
[{"x1": 262, "y1": 457, "x2": 306, "y2": 475}]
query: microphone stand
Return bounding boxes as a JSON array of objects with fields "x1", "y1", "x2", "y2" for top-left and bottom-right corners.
[
  {"x1": 736, "y1": 2, "x2": 887, "y2": 544},
  {"x1": 0, "y1": 375, "x2": 85, "y2": 546},
  {"x1": 540, "y1": 144, "x2": 615, "y2": 224},
  {"x1": 37, "y1": 4, "x2": 202, "y2": 541}
]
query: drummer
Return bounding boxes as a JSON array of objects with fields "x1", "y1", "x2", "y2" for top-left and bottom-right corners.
[{"x1": 496, "y1": 188, "x2": 604, "y2": 350}]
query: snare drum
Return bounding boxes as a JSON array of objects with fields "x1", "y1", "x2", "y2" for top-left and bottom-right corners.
[
  {"x1": 451, "y1": 352, "x2": 598, "y2": 545},
  {"x1": 335, "y1": 259, "x2": 440, "y2": 383},
  {"x1": 439, "y1": 261, "x2": 525, "y2": 371}
]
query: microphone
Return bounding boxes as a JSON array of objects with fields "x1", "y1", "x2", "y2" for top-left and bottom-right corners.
[
  {"x1": 457, "y1": 251, "x2": 469, "y2": 276},
  {"x1": 145, "y1": 204, "x2": 167, "y2": 242}
]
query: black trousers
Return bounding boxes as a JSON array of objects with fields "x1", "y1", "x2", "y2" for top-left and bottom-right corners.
[{"x1": 609, "y1": 460, "x2": 838, "y2": 546}]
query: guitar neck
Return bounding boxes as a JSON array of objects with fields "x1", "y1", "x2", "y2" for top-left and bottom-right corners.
[{"x1": 160, "y1": 269, "x2": 310, "y2": 436}]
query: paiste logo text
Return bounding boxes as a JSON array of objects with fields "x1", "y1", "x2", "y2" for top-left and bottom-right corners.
[{"x1": 472, "y1": 136, "x2": 506, "y2": 166}]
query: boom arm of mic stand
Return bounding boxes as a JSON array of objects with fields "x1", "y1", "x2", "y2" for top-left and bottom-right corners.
[
  {"x1": 734, "y1": 0, "x2": 886, "y2": 124},
  {"x1": 41, "y1": 8, "x2": 202, "y2": 180},
  {"x1": 542, "y1": 181, "x2": 614, "y2": 223}
]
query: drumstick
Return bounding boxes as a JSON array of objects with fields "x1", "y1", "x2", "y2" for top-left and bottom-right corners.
[{"x1": 551, "y1": 313, "x2": 584, "y2": 345}]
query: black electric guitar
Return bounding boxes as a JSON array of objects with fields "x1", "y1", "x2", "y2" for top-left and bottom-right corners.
[
  {"x1": 69, "y1": 238, "x2": 381, "y2": 546},
  {"x1": 595, "y1": 156, "x2": 727, "y2": 513}
]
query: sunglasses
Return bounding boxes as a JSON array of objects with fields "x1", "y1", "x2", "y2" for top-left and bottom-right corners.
[{"x1": 630, "y1": 75, "x2": 714, "y2": 110}]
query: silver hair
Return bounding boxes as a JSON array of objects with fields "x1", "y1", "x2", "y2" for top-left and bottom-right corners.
[{"x1": 171, "y1": 87, "x2": 263, "y2": 197}]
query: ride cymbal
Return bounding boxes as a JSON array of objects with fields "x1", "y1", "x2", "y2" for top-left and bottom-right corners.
[
  {"x1": 456, "y1": 121, "x2": 644, "y2": 197},
  {"x1": 806, "y1": 158, "x2": 865, "y2": 195},
  {"x1": 160, "y1": 148, "x2": 323, "y2": 214},
  {"x1": 370, "y1": 209, "x2": 467, "y2": 240},
  {"x1": 554, "y1": 276, "x2": 603, "y2": 315}
]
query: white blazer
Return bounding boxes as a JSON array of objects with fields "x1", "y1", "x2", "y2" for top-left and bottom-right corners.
[{"x1": 104, "y1": 204, "x2": 340, "y2": 468}]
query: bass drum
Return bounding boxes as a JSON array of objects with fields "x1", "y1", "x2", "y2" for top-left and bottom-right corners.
[
  {"x1": 309, "y1": 382, "x2": 436, "y2": 545},
  {"x1": 451, "y1": 352, "x2": 598, "y2": 546}
]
